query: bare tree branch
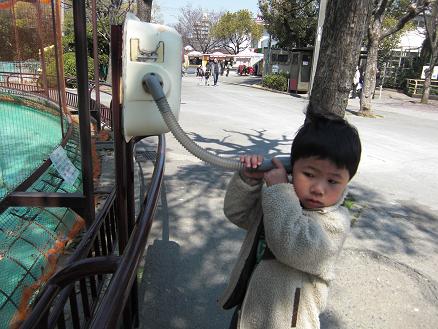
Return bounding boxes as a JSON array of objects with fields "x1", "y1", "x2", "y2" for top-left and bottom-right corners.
[
  {"x1": 381, "y1": 0, "x2": 431, "y2": 39},
  {"x1": 375, "y1": 0, "x2": 390, "y2": 17},
  {"x1": 174, "y1": 5, "x2": 222, "y2": 53}
]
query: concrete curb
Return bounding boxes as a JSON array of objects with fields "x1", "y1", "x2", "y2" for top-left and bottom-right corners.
[{"x1": 222, "y1": 80, "x2": 309, "y2": 99}]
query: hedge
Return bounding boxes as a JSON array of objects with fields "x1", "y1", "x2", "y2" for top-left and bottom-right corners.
[
  {"x1": 44, "y1": 50, "x2": 94, "y2": 88},
  {"x1": 262, "y1": 72, "x2": 288, "y2": 92}
]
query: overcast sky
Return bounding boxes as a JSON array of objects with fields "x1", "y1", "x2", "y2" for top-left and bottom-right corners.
[{"x1": 154, "y1": 0, "x2": 260, "y2": 25}]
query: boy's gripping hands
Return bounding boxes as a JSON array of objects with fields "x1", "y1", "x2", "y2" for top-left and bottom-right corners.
[
  {"x1": 239, "y1": 154, "x2": 264, "y2": 180},
  {"x1": 240, "y1": 155, "x2": 289, "y2": 187}
]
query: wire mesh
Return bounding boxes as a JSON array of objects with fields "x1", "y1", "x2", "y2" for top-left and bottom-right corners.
[
  {"x1": 0, "y1": 0, "x2": 67, "y2": 117},
  {"x1": 0, "y1": 1, "x2": 84, "y2": 327},
  {"x1": 0, "y1": 123, "x2": 82, "y2": 328},
  {"x1": 0, "y1": 91, "x2": 67, "y2": 199},
  {"x1": 0, "y1": 1, "x2": 55, "y2": 86},
  {"x1": 0, "y1": 206, "x2": 79, "y2": 328}
]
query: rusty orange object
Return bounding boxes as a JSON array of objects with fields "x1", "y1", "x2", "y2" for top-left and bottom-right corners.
[
  {"x1": 10, "y1": 215, "x2": 86, "y2": 327},
  {"x1": 0, "y1": 0, "x2": 51, "y2": 10}
]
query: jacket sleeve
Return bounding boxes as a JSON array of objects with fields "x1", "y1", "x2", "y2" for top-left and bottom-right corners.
[
  {"x1": 261, "y1": 183, "x2": 351, "y2": 280},
  {"x1": 223, "y1": 172, "x2": 263, "y2": 230}
]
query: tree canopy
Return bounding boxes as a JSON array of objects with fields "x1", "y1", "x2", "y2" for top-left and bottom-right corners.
[
  {"x1": 379, "y1": 15, "x2": 415, "y2": 65},
  {"x1": 212, "y1": 9, "x2": 263, "y2": 54},
  {"x1": 258, "y1": 0, "x2": 318, "y2": 49},
  {"x1": 0, "y1": 2, "x2": 53, "y2": 61},
  {"x1": 61, "y1": 0, "x2": 136, "y2": 79},
  {"x1": 174, "y1": 5, "x2": 222, "y2": 54}
]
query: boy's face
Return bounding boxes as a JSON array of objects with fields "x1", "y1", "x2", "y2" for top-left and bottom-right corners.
[{"x1": 292, "y1": 156, "x2": 349, "y2": 209}]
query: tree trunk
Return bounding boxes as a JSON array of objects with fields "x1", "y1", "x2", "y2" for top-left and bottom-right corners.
[
  {"x1": 421, "y1": 0, "x2": 438, "y2": 104},
  {"x1": 359, "y1": 1, "x2": 431, "y2": 114},
  {"x1": 360, "y1": 21, "x2": 381, "y2": 116},
  {"x1": 421, "y1": 51, "x2": 437, "y2": 103},
  {"x1": 309, "y1": 0, "x2": 372, "y2": 118},
  {"x1": 137, "y1": 0, "x2": 153, "y2": 22},
  {"x1": 106, "y1": 45, "x2": 112, "y2": 84}
]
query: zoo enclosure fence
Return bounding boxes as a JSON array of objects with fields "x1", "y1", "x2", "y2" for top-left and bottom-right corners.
[{"x1": 1, "y1": 1, "x2": 165, "y2": 328}]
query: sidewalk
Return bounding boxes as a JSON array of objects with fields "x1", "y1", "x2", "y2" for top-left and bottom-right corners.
[
  {"x1": 136, "y1": 75, "x2": 438, "y2": 328},
  {"x1": 222, "y1": 74, "x2": 438, "y2": 110}
]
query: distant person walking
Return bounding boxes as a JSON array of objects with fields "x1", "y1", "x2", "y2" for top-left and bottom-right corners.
[
  {"x1": 205, "y1": 61, "x2": 212, "y2": 86},
  {"x1": 212, "y1": 59, "x2": 220, "y2": 86},
  {"x1": 351, "y1": 66, "x2": 361, "y2": 99},
  {"x1": 373, "y1": 69, "x2": 382, "y2": 99},
  {"x1": 196, "y1": 65, "x2": 204, "y2": 77},
  {"x1": 226, "y1": 64, "x2": 231, "y2": 77},
  {"x1": 197, "y1": 65, "x2": 205, "y2": 85}
]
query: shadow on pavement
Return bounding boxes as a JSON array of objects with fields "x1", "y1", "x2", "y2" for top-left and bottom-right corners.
[
  {"x1": 138, "y1": 130, "x2": 294, "y2": 328},
  {"x1": 139, "y1": 165, "x2": 237, "y2": 329},
  {"x1": 189, "y1": 128, "x2": 294, "y2": 158},
  {"x1": 232, "y1": 76, "x2": 262, "y2": 85},
  {"x1": 348, "y1": 184, "x2": 438, "y2": 257}
]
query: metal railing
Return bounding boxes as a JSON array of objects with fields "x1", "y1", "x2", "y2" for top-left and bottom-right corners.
[
  {"x1": 20, "y1": 189, "x2": 119, "y2": 329},
  {"x1": 89, "y1": 82, "x2": 113, "y2": 130},
  {"x1": 20, "y1": 134, "x2": 165, "y2": 329},
  {"x1": 0, "y1": 71, "x2": 112, "y2": 129},
  {"x1": 406, "y1": 79, "x2": 438, "y2": 98},
  {"x1": 2, "y1": 8, "x2": 160, "y2": 327},
  {"x1": 0, "y1": 69, "x2": 161, "y2": 328}
]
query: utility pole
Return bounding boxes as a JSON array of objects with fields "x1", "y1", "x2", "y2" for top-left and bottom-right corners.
[
  {"x1": 309, "y1": 0, "x2": 328, "y2": 95},
  {"x1": 264, "y1": 34, "x2": 272, "y2": 76}
]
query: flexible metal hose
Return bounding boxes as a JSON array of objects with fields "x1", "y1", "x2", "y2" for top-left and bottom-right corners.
[
  {"x1": 142, "y1": 73, "x2": 290, "y2": 172},
  {"x1": 155, "y1": 96, "x2": 243, "y2": 170}
]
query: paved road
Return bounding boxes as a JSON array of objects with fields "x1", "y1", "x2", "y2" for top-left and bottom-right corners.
[{"x1": 137, "y1": 75, "x2": 438, "y2": 328}]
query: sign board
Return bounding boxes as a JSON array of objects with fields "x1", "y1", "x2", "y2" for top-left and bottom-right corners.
[
  {"x1": 50, "y1": 146, "x2": 79, "y2": 186},
  {"x1": 272, "y1": 64, "x2": 279, "y2": 73},
  {"x1": 421, "y1": 66, "x2": 438, "y2": 80}
]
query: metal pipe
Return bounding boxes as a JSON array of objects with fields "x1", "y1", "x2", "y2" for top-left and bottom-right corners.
[
  {"x1": 50, "y1": 0, "x2": 64, "y2": 137},
  {"x1": 73, "y1": 0, "x2": 95, "y2": 227},
  {"x1": 91, "y1": 0, "x2": 101, "y2": 131},
  {"x1": 35, "y1": 1, "x2": 49, "y2": 97},
  {"x1": 111, "y1": 24, "x2": 134, "y2": 328},
  {"x1": 54, "y1": 0, "x2": 68, "y2": 118},
  {"x1": 10, "y1": 3, "x2": 23, "y2": 83},
  {"x1": 309, "y1": 0, "x2": 328, "y2": 96},
  {"x1": 111, "y1": 25, "x2": 129, "y2": 254}
]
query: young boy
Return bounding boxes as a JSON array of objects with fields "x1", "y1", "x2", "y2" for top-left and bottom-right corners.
[{"x1": 220, "y1": 113, "x2": 361, "y2": 329}]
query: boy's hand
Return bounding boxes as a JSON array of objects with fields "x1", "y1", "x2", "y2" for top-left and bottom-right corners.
[
  {"x1": 264, "y1": 157, "x2": 289, "y2": 187},
  {"x1": 240, "y1": 154, "x2": 264, "y2": 180}
]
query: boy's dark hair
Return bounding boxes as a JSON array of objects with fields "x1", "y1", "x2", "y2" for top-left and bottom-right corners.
[{"x1": 291, "y1": 112, "x2": 361, "y2": 179}]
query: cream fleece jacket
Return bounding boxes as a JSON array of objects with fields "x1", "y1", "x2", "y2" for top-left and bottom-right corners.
[{"x1": 220, "y1": 172, "x2": 351, "y2": 329}]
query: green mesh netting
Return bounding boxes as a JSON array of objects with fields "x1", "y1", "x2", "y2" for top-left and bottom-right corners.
[
  {"x1": 0, "y1": 109, "x2": 82, "y2": 328},
  {"x1": 0, "y1": 207, "x2": 79, "y2": 328},
  {"x1": 0, "y1": 1, "x2": 83, "y2": 326},
  {"x1": 0, "y1": 97, "x2": 62, "y2": 199}
]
